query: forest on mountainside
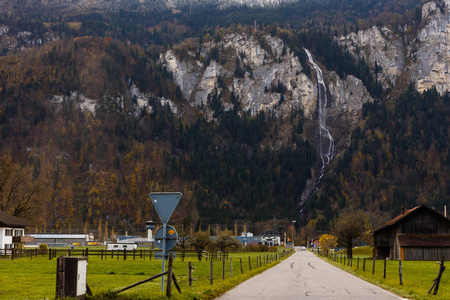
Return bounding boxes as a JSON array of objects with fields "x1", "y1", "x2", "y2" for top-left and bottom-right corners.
[
  {"x1": 305, "y1": 84, "x2": 450, "y2": 231},
  {"x1": 1, "y1": 0, "x2": 449, "y2": 236},
  {"x1": 0, "y1": 0, "x2": 423, "y2": 52},
  {"x1": 0, "y1": 36, "x2": 316, "y2": 233}
]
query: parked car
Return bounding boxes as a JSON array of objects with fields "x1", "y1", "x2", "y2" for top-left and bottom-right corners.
[{"x1": 301, "y1": 246, "x2": 306, "y2": 251}]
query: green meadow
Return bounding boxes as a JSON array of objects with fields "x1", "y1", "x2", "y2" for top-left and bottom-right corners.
[
  {"x1": 321, "y1": 247, "x2": 450, "y2": 300},
  {"x1": 0, "y1": 250, "x2": 290, "y2": 300}
]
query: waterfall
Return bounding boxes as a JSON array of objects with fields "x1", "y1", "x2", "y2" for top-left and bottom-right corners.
[{"x1": 305, "y1": 49, "x2": 335, "y2": 184}]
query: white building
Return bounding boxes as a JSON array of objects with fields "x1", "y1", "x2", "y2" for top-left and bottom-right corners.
[
  {"x1": 0, "y1": 210, "x2": 31, "y2": 253},
  {"x1": 27, "y1": 234, "x2": 89, "y2": 247}
]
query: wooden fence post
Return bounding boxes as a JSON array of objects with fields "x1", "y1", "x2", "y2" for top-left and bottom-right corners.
[
  {"x1": 249, "y1": 256, "x2": 251, "y2": 270},
  {"x1": 399, "y1": 260, "x2": 403, "y2": 286},
  {"x1": 230, "y1": 258, "x2": 233, "y2": 277},
  {"x1": 56, "y1": 256, "x2": 65, "y2": 299},
  {"x1": 363, "y1": 258, "x2": 366, "y2": 272},
  {"x1": 222, "y1": 258, "x2": 225, "y2": 280},
  {"x1": 166, "y1": 253, "x2": 174, "y2": 297},
  {"x1": 429, "y1": 256, "x2": 446, "y2": 295},
  {"x1": 210, "y1": 260, "x2": 213, "y2": 285},
  {"x1": 383, "y1": 258, "x2": 387, "y2": 279},
  {"x1": 240, "y1": 258, "x2": 243, "y2": 274},
  {"x1": 188, "y1": 261, "x2": 193, "y2": 288},
  {"x1": 357, "y1": 257, "x2": 359, "y2": 270},
  {"x1": 372, "y1": 258, "x2": 376, "y2": 275}
]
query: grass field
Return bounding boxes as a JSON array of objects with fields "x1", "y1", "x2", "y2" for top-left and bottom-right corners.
[
  {"x1": 0, "y1": 250, "x2": 291, "y2": 300},
  {"x1": 320, "y1": 247, "x2": 450, "y2": 300}
]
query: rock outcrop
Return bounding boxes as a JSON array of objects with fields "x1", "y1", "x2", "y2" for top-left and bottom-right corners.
[
  {"x1": 338, "y1": 0, "x2": 450, "y2": 95},
  {"x1": 338, "y1": 26, "x2": 407, "y2": 90},
  {"x1": 328, "y1": 73, "x2": 373, "y2": 125},
  {"x1": 159, "y1": 33, "x2": 320, "y2": 120},
  {"x1": 159, "y1": 33, "x2": 372, "y2": 124},
  {"x1": 158, "y1": 32, "x2": 373, "y2": 157},
  {"x1": 414, "y1": 0, "x2": 450, "y2": 93}
]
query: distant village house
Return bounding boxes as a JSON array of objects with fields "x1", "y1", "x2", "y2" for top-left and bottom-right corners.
[{"x1": 0, "y1": 210, "x2": 33, "y2": 253}]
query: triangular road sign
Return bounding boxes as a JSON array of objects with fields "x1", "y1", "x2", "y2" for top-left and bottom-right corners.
[{"x1": 150, "y1": 192, "x2": 183, "y2": 224}]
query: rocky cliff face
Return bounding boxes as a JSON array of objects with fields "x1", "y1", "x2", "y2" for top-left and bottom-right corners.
[
  {"x1": 0, "y1": 0, "x2": 295, "y2": 12},
  {"x1": 159, "y1": 33, "x2": 373, "y2": 121},
  {"x1": 338, "y1": 26, "x2": 407, "y2": 90},
  {"x1": 338, "y1": 0, "x2": 450, "y2": 95},
  {"x1": 159, "y1": 33, "x2": 318, "y2": 120},
  {"x1": 414, "y1": 0, "x2": 450, "y2": 93},
  {"x1": 172, "y1": 0, "x2": 296, "y2": 9},
  {"x1": 158, "y1": 32, "x2": 373, "y2": 154},
  {"x1": 216, "y1": 0, "x2": 296, "y2": 7}
]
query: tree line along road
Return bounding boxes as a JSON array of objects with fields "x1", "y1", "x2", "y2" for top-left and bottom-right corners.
[{"x1": 217, "y1": 248, "x2": 405, "y2": 299}]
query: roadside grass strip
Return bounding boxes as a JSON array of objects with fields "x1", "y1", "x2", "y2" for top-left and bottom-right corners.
[
  {"x1": 317, "y1": 248, "x2": 449, "y2": 300},
  {"x1": 0, "y1": 250, "x2": 294, "y2": 300}
]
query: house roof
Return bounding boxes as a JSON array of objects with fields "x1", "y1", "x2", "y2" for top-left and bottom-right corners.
[
  {"x1": 374, "y1": 204, "x2": 450, "y2": 233},
  {"x1": 0, "y1": 209, "x2": 30, "y2": 227},
  {"x1": 28, "y1": 234, "x2": 88, "y2": 239},
  {"x1": 397, "y1": 234, "x2": 450, "y2": 247}
]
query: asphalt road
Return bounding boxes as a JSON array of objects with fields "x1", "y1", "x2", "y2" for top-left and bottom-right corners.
[{"x1": 217, "y1": 249, "x2": 404, "y2": 300}]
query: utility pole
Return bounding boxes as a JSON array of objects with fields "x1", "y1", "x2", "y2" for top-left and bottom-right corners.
[{"x1": 292, "y1": 220, "x2": 296, "y2": 247}]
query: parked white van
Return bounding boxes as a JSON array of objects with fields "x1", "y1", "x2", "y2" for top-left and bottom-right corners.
[{"x1": 107, "y1": 243, "x2": 137, "y2": 251}]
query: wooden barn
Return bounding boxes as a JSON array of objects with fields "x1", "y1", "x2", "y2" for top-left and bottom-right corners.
[{"x1": 373, "y1": 204, "x2": 450, "y2": 260}]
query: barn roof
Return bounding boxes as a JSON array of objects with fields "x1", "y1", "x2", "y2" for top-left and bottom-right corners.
[
  {"x1": 374, "y1": 204, "x2": 450, "y2": 233},
  {"x1": 0, "y1": 209, "x2": 30, "y2": 227},
  {"x1": 397, "y1": 234, "x2": 450, "y2": 247}
]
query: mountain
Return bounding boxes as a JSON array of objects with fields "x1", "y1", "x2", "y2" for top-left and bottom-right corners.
[
  {"x1": 0, "y1": 0, "x2": 449, "y2": 235},
  {"x1": 306, "y1": 0, "x2": 450, "y2": 229}
]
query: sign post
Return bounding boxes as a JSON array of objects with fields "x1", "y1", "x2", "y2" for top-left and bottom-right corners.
[{"x1": 149, "y1": 192, "x2": 182, "y2": 292}]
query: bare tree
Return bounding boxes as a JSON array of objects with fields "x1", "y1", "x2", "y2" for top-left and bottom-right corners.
[
  {"x1": 0, "y1": 155, "x2": 47, "y2": 222},
  {"x1": 333, "y1": 209, "x2": 367, "y2": 259}
]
